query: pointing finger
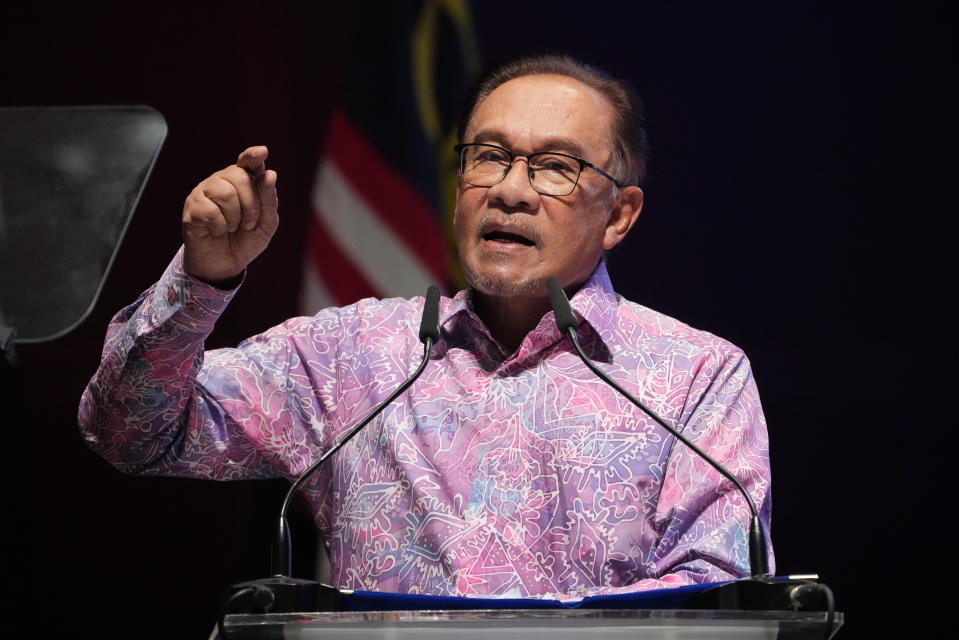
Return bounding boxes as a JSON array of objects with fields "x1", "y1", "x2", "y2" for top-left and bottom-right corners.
[{"x1": 236, "y1": 145, "x2": 268, "y2": 177}]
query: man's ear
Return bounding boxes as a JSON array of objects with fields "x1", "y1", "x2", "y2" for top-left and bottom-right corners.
[{"x1": 602, "y1": 186, "x2": 644, "y2": 250}]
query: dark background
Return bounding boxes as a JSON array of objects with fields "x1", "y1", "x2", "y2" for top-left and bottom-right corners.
[{"x1": 1, "y1": 1, "x2": 948, "y2": 637}]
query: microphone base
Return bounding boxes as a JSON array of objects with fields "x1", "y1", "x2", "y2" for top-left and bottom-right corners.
[
  {"x1": 226, "y1": 576, "x2": 342, "y2": 613},
  {"x1": 682, "y1": 575, "x2": 831, "y2": 611}
]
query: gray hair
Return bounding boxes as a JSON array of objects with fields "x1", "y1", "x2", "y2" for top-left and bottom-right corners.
[{"x1": 457, "y1": 53, "x2": 649, "y2": 187}]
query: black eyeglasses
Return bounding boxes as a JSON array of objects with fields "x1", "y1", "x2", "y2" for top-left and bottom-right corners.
[{"x1": 454, "y1": 142, "x2": 623, "y2": 196}]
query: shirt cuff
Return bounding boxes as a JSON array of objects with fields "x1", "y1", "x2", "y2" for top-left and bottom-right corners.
[{"x1": 149, "y1": 246, "x2": 242, "y2": 334}]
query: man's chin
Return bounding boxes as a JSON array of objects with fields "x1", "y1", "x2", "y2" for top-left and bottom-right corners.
[{"x1": 464, "y1": 267, "x2": 542, "y2": 298}]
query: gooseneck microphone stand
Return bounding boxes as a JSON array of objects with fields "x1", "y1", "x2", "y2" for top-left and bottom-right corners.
[
  {"x1": 546, "y1": 278, "x2": 836, "y2": 638},
  {"x1": 217, "y1": 286, "x2": 441, "y2": 635}
]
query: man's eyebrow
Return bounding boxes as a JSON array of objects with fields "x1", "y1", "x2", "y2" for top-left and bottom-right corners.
[
  {"x1": 532, "y1": 138, "x2": 587, "y2": 158},
  {"x1": 469, "y1": 131, "x2": 587, "y2": 158},
  {"x1": 470, "y1": 131, "x2": 507, "y2": 146}
]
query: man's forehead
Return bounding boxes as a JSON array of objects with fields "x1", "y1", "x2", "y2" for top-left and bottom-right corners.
[{"x1": 465, "y1": 73, "x2": 615, "y2": 148}]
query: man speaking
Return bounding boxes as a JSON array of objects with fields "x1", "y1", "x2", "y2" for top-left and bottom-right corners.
[{"x1": 79, "y1": 54, "x2": 774, "y2": 598}]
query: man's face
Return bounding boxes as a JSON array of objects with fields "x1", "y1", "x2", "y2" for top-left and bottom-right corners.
[{"x1": 454, "y1": 73, "x2": 632, "y2": 298}]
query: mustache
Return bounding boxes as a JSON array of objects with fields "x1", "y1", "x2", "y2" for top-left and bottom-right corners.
[{"x1": 477, "y1": 215, "x2": 543, "y2": 245}]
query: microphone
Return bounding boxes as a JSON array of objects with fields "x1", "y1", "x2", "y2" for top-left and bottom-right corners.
[
  {"x1": 419, "y1": 284, "x2": 441, "y2": 344},
  {"x1": 546, "y1": 278, "x2": 836, "y2": 623},
  {"x1": 546, "y1": 278, "x2": 768, "y2": 576},
  {"x1": 220, "y1": 286, "x2": 442, "y2": 623}
]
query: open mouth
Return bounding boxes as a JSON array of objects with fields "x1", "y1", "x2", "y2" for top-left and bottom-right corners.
[{"x1": 483, "y1": 230, "x2": 536, "y2": 246}]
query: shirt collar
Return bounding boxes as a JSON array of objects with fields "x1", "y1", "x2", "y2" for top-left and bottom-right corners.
[
  {"x1": 438, "y1": 261, "x2": 619, "y2": 358},
  {"x1": 565, "y1": 260, "x2": 620, "y2": 351}
]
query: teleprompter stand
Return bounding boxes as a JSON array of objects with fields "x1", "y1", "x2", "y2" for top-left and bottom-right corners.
[{"x1": 0, "y1": 105, "x2": 166, "y2": 593}]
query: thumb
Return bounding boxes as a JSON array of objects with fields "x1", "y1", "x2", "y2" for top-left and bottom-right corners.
[{"x1": 256, "y1": 170, "x2": 279, "y2": 232}]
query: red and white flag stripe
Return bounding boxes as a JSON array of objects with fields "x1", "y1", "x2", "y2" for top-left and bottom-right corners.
[{"x1": 301, "y1": 110, "x2": 448, "y2": 313}]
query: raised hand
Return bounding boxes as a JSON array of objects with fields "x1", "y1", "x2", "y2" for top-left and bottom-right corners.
[{"x1": 181, "y1": 146, "x2": 279, "y2": 284}]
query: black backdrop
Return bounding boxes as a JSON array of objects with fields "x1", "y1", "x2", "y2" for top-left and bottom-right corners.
[{"x1": 2, "y1": 2, "x2": 948, "y2": 637}]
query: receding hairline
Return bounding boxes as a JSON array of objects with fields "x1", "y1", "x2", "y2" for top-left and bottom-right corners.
[{"x1": 462, "y1": 73, "x2": 619, "y2": 144}]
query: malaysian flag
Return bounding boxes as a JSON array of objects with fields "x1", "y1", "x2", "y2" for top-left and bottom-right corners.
[{"x1": 301, "y1": 1, "x2": 480, "y2": 311}]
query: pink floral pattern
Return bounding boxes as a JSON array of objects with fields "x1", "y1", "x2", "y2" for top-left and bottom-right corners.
[{"x1": 79, "y1": 248, "x2": 774, "y2": 599}]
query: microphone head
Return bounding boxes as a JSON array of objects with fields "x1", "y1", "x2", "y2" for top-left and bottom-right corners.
[
  {"x1": 418, "y1": 285, "x2": 441, "y2": 343},
  {"x1": 546, "y1": 277, "x2": 578, "y2": 334}
]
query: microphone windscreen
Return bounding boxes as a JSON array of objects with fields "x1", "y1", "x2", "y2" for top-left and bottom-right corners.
[
  {"x1": 547, "y1": 277, "x2": 578, "y2": 334},
  {"x1": 418, "y1": 285, "x2": 441, "y2": 343}
]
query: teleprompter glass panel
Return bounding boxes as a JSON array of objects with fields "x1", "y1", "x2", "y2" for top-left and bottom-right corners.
[{"x1": 0, "y1": 106, "x2": 166, "y2": 342}]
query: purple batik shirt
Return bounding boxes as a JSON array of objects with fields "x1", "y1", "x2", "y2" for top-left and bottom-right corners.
[{"x1": 79, "y1": 248, "x2": 774, "y2": 599}]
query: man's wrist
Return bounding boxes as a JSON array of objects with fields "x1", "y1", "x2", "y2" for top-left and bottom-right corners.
[{"x1": 190, "y1": 270, "x2": 245, "y2": 291}]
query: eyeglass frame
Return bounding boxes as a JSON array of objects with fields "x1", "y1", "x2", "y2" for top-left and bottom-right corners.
[{"x1": 454, "y1": 142, "x2": 624, "y2": 196}]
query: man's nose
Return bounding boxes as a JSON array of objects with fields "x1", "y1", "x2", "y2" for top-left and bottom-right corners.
[{"x1": 488, "y1": 158, "x2": 541, "y2": 210}]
